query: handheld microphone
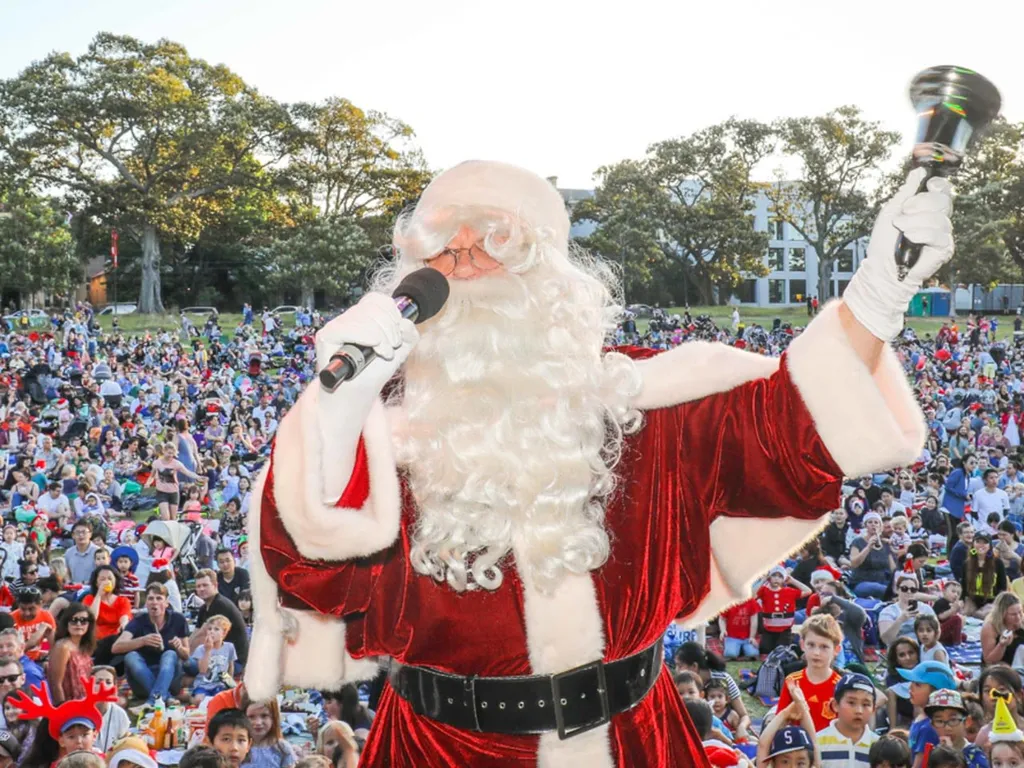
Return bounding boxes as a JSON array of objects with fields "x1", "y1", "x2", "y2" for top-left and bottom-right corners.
[{"x1": 318, "y1": 268, "x2": 450, "y2": 392}]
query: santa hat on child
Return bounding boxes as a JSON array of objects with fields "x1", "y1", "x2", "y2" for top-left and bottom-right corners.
[
  {"x1": 8, "y1": 679, "x2": 116, "y2": 739},
  {"x1": 151, "y1": 558, "x2": 173, "y2": 574}
]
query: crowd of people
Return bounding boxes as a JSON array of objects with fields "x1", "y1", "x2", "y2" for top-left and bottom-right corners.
[
  {"x1": 0, "y1": 303, "x2": 366, "y2": 768},
  {"x1": 3, "y1": 298, "x2": 1024, "y2": 768}
]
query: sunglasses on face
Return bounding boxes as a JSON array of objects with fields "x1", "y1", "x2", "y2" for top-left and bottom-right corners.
[
  {"x1": 0, "y1": 675, "x2": 20, "y2": 685},
  {"x1": 68, "y1": 616, "x2": 90, "y2": 626},
  {"x1": 898, "y1": 586, "x2": 917, "y2": 593}
]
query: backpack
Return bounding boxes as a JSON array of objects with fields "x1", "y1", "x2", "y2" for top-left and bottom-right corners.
[{"x1": 748, "y1": 644, "x2": 800, "y2": 700}]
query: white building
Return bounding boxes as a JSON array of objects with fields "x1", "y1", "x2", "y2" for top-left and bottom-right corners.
[{"x1": 557, "y1": 179, "x2": 869, "y2": 309}]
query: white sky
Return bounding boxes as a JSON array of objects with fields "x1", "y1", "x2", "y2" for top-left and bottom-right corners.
[{"x1": 2, "y1": 0, "x2": 1023, "y2": 188}]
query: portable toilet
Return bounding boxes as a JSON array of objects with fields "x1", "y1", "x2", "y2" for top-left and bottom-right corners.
[
  {"x1": 908, "y1": 293, "x2": 927, "y2": 317},
  {"x1": 930, "y1": 290, "x2": 951, "y2": 317}
]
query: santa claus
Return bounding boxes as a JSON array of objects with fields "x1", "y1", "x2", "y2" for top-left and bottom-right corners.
[{"x1": 247, "y1": 160, "x2": 950, "y2": 766}]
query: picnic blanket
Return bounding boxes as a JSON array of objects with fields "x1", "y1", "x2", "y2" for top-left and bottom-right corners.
[{"x1": 947, "y1": 641, "x2": 983, "y2": 666}]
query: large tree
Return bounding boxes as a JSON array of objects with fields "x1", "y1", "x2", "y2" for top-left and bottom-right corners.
[
  {"x1": 0, "y1": 33, "x2": 292, "y2": 313},
  {"x1": 0, "y1": 191, "x2": 79, "y2": 304},
  {"x1": 284, "y1": 98, "x2": 431, "y2": 220},
  {"x1": 766, "y1": 105, "x2": 901, "y2": 300},
  {"x1": 948, "y1": 117, "x2": 1024, "y2": 290},
  {"x1": 262, "y1": 215, "x2": 374, "y2": 307},
  {"x1": 574, "y1": 119, "x2": 774, "y2": 305}
]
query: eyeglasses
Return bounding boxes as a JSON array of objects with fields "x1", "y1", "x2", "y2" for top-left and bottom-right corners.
[
  {"x1": 932, "y1": 716, "x2": 965, "y2": 728},
  {"x1": 68, "y1": 616, "x2": 90, "y2": 626},
  {"x1": 898, "y1": 586, "x2": 917, "y2": 593},
  {"x1": 425, "y1": 244, "x2": 501, "y2": 277},
  {"x1": 0, "y1": 675, "x2": 20, "y2": 685}
]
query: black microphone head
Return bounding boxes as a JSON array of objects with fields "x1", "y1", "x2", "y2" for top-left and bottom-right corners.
[{"x1": 393, "y1": 268, "x2": 450, "y2": 323}]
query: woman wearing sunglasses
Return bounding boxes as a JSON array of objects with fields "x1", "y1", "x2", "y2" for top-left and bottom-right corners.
[
  {"x1": 877, "y1": 572, "x2": 936, "y2": 648},
  {"x1": 47, "y1": 603, "x2": 96, "y2": 704}
]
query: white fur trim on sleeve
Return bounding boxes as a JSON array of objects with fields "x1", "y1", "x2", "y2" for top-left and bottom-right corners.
[
  {"x1": 785, "y1": 299, "x2": 926, "y2": 478},
  {"x1": 632, "y1": 341, "x2": 779, "y2": 411},
  {"x1": 245, "y1": 465, "x2": 379, "y2": 700},
  {"x1": 514, "y1": 548, "x2": 614, "y2": 768},
  {"x1": 271, "y1": 385, "x2": 402, "y2": 562}
]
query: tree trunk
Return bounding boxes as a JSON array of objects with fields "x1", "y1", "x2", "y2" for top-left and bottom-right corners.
[
  {"x1": 300, "y1": 285, "x2": 314, "y2": 309},
  {"x1": 138, "y1": 224, "x2": 164, "y2": 314},
  {"x1": 818, "y1": 252, "x2": 832, "y2": 303}
]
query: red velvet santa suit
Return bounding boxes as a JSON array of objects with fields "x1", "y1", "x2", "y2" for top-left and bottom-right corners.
[{"x1": 246, "y1": 301, "x2": 925, "y2": 767}]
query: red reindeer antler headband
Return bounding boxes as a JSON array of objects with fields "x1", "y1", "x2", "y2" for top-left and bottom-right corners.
[{"x1": 9, "y1": 678, "x2": 117, "y2": 739}]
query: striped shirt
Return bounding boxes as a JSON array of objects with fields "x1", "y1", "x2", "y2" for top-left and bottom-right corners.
[{"x1": 817, "y1": 721, "x2": 878, "y2": 767}]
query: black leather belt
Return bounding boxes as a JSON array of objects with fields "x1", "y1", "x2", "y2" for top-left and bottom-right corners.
[{"x1": 388, "y1": 639, "x2": 663, "y2": 740}]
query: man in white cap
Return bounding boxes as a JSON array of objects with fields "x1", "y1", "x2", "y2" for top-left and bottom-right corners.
[{"x1": 248, "y1": 160, "x2": 952, "y2": 766}]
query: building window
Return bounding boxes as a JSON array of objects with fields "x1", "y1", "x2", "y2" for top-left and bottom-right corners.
[
  {"x1": 768, "y1": 279, "x2": 785, "y2": 304},
  {"x1": 768, "y1": 248, "x2": 784, "y2": 272},
  {"x1": 734, "y1": 279, "x2": 757, "y2": 303},
  {"x1": 772, "y1": 220, "x2": 785, "y2": 240},
  {"x1": 836, "y1": 249, "x2": 854, "y2": 272},
  {"x1": 789, "y1": 279, "x2": 806, "y2": 303},
  {"x1": 836, "y1": 279, "x2": 850, "y2": 297},
  {"x1": 789, "y1": 247, "x2": 805, "y2": 272}
]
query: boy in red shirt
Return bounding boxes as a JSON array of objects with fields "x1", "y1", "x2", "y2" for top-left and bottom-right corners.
[
  {"x1": 775, "y1": 614, "x2": 844, "y2": 732},
  {"x1": 719, "y1": 597, "x2": 760, "y2": 661},
  {"x1": 757, "y1": 565, "x2": 811, "y2": 654}
]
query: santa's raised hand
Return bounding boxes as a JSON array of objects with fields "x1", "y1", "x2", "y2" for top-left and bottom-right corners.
[{"x1": 842, "y1": 167, "x2": 955, "y2": 342}]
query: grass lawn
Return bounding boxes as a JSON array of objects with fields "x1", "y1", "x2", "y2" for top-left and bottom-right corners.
[
  {"x1": 638, "y1": 305, "x2": 1015, "y2": 340},
  {"x1": 94, "y1": 313, "x2": 245, "y2": 335}
]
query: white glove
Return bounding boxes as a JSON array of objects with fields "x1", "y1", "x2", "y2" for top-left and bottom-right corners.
[
  {"x1": 843, "y1": 167, "x2": 955, "y2": 341},
  {"x1": 311, "y1": 293, "x2": 417, "y2": 504},
  {"x1": 315, "y1": 292, "x2": 419, "y2": 401}
]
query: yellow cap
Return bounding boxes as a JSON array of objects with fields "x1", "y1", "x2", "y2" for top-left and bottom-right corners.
[{"x1": 991, "y1": 696, "x2": 1024, "y2": 743}]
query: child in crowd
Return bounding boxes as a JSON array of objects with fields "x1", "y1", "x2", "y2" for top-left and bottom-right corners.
[
  {"x1": 816, "y1": 673, "x2": 879, "y2": 767},
  {"x1": 910, "y1": 513, "x2": 930, "y2": 545},
  {"x1": 933, "y1": 581, "x2": 966, "y2": 647},
  {"x1": 180, "y1": 746, "x2": 232, "y2": 768},
  {"x1": 718, "y1": 596, "x2": 759, "y2": 661},
  {"x1": 190, "y1": 616, "x2": 238, "y2": 703},
  {"x1": 757, "y1": 566, "x2": 811, "y2": 654},
  {"x1": 757, "y1": 681, "x2": 818, "y2": 768},
  {"x1": 110, "y1": 546, "x2": 140, "y2": 597},
  {"x1": 673, "y1": 671, "x2": 734, "y2": 744},
  {"x1": 1, "y1": 525, "x2": 24, "y2": 582},
  {"x1": 208, "y1": 708, "x2": 252, "y2": 768},
  {"x1": 775, "y1": 615, "x2": 844, "y2": 731},
  {"x1": 245, "y1": 699, "x2": 297, "y2": 768},
  {"x1": 924, "y1": 690, "x2": 986, "y2": 767},
  {"x1": 684, "y1": 698, "x2": 746, "y2": 767},
  {"x1": 90, "y1": 666, "x2": 130, "y2": 753},
  {"x1": 237, "y1": 591, "x2": 253, "y2": 630},
  {"x1": 887, "y1": 638, "x2": 923, "y2": 729},
  {"x1": 891, "y1": 514, "x2": 913, "y2": 558},
  {"x1": 916, "y1": 615, "x2": 950, "y2": 666},
  {"x1": 704, "y1": 678, "x2": 740, "y2": 734},
  {"x1": 896, "y1": 661, "x2": 958, "y2": 767},
  {"x1": 181, "y1": 487, "x2": 204, "y2": 516},
  {"x1": 869, "y1": 734, "x2": 912, "y2": 768}
]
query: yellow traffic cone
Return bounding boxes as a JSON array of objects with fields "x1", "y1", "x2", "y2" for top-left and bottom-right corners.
[{"x1": 991, "y1": 695, "x2": 1024, "y2": 743}]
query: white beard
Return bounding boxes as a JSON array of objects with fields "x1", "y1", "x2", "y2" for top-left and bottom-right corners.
[{"x1": 393, "y1": 269, "x2": 640, "y2": 593}]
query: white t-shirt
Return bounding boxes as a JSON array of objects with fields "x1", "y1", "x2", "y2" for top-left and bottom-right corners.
[
  {"x1": 878, "y1": 602, "x2": 936, "y2": 640},
  {"x1": 37, "y1": 492, "x2": 70, "y2": 518},
  {"x1": 973, "y1": 487, "x2": 1011, "y2": 520}
]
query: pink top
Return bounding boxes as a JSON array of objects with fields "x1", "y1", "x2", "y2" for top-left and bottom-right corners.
[{"x1": 152, "y1": 458, "x2": 187, "y2": 493}]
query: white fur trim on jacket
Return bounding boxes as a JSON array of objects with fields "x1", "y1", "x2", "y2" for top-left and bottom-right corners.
[
  {"x1": 785, "y1": 299, "x2": 926, "y2": 478},
  {"x1": 245, "y1": 464, "x2": 379, "y2": 701},
  {"x1": 272, "y1": 384, "x2": 402, "y2": 562},
  {"x1": 515, "y1": 545, "x2": 613, "y2": 768}
]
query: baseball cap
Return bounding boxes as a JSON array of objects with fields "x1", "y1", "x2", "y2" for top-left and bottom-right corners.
[
  {"x1": 767, "y1": 725, "x2": 813, "y2": 758},
  {"x1": 834, "y1": 673, "x2": 876, "y2": 701},
  {"x1": 0, "y1": 729, "x2": 20, "y2": 760},
  {"x1": 897, "y1": 661, "x2": 957, "y2": 691},
  {"x1": 925, "y1": 688, "x2": 967, "y2": 716}
]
